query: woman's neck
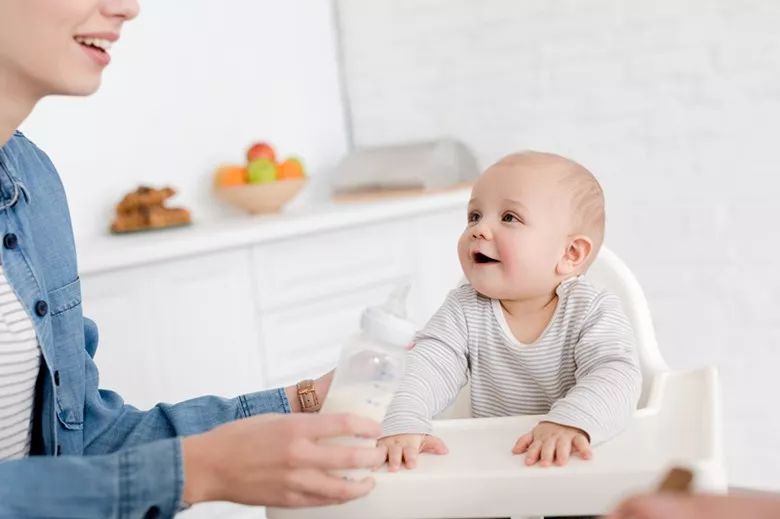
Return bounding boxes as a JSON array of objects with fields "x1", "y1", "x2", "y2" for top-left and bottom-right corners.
[{"x1": 0, "y1": 72, "x2": 40, "y2": 147}]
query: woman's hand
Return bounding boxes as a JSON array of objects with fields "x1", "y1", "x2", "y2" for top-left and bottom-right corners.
[
  {"x1": 607, "y1": 493, "x2": 780, "y2": 519},
  {"x1": 182, "y1": 412, "x2": 387, "y2": 507}
]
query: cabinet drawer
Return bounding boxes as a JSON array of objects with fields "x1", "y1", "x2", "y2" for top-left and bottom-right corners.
[
  {"x1": 260, "y1": 281, "x2": 410, "y2": 387},
  {"x1": 252, "y1": 221, "x2": 411, "y2": 310}
]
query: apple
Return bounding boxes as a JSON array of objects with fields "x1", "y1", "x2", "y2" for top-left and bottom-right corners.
[
  {"x1": 247, "y1": 158, "x2": 278, "y2": 183},
  {"x1": 246, "y1": 142, "x2": 276, "y2": 163}
]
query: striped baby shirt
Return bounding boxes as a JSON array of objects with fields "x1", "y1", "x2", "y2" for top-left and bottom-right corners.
[{"x1": 383, "y1": 276, "x2": 642, "y2": 446}]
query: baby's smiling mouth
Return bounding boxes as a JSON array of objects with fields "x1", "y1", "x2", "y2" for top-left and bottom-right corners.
[{"x1": 473, "y1": 252, "x2": 500, "y2": 264}]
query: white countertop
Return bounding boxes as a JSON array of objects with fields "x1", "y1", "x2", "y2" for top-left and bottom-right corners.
[{"x1": 76, "y1": 189, "x2": 469, "y2": 275}]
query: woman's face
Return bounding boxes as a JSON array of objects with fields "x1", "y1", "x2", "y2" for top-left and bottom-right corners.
[{"x1": 0, "y1": 0, "x2": 139, "y2": 99}]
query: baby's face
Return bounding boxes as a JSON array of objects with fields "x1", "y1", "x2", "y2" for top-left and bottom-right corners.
[{"x1": 457, "y1": 160, "x2": 574, "y2": 301}]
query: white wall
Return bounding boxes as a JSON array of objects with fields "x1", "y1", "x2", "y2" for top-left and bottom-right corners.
[
  {"x1": 21, "y1": 0, "x2": 348, "y2": 242},
  {"x1": 336, "y1": 0, "x2": 780, "y2": 489}
]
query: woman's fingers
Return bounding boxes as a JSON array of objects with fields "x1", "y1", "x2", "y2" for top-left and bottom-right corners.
[
  {"x1": 307, "y1": 414, "x2": 382, "y2": 440},
  {"x1": 307, "y1": 443, "x2": 387, "y2": 471},
  {"x1": 288, "y1": 469, "x2": 376, "y2": 504}
]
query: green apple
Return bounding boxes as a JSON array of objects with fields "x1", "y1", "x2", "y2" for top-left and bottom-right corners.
[{"x1": 247, "y1": 158, "x2": 278, "y2": 184}]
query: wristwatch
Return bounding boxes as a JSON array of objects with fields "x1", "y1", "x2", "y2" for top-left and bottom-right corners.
[{"x1": 296, "y1": 379, "x2": 321, "y2": 412}]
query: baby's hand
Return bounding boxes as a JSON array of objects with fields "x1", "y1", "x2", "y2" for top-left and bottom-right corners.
[
  {"x1": 512, "y1": 421, "x2": 592, "y2": 467},
  {"x1": 377, "y1": 434, "x2": 449, "y2": 472}
]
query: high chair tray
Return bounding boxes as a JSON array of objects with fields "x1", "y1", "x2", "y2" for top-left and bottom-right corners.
[{"x1": 268, "y1": 368, "x2": 726, "y2": 518}]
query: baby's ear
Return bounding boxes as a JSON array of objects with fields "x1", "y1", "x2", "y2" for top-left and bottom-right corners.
[{"x1": 556, "y1": 235, "x2": 593, "y2": 275}]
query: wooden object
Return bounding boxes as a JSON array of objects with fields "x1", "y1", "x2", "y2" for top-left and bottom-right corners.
[{"x1": 216, "y1": 179, "x2": 305, "y2": 214}]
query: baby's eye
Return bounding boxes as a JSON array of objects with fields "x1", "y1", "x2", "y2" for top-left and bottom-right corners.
[
  {"x1": 502, "y1": 213, "x2": 523, "y2": 223},
  {"x1": 467, "y1": 211, "x2": 481, "y2": 224}
]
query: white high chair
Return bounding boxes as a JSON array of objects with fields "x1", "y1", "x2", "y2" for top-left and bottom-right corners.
[{"x1": 268, "y1": 247, "x2": 727, "y2": 519}]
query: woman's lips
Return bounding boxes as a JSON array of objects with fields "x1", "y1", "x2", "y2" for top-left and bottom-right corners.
[
  {"x1": 74, "y1": 34, "x2": 117, "y2": 67},
  {"x1": 78, "y1": 43, "x2": 111, "y2": 66}
]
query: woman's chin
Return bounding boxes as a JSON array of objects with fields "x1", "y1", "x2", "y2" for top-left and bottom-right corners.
[
  {"x1": 63, "y1": 77, "x2": 102, "y2": 97},
  {"x1": 48, "y1": 70, "x2": 103, "y2": 97}
]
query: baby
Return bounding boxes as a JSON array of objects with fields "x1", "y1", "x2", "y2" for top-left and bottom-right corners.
[{"x1": 379, "y1": 151, "x2": 642, "y2": 470}]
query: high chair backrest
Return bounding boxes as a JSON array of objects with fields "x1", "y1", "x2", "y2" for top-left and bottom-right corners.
[
  {"x1": 585, "y1": 246, "x2": 667, "y2": 407},
  {"x1": 437, "y1": 246, "x2": 666, "y2": 420}
]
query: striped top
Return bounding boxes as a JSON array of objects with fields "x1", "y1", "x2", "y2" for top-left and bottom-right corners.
[
  {"x1": 0, "y1": 264, "x2": 40, "y2": 460},
  {"x1": 383, "y1": 276, "x2": 642, "y2": 446}
]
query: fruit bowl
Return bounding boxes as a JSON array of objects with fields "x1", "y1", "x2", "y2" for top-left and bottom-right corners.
[
  {"x1": 213, "y1": 142, "x2": 307, "y2": 215},
  {"x1": 216, "y1": 178, "x2": 306, "y2": 214}
]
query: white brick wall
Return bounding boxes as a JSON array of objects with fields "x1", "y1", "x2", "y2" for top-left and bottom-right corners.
[{"x1": 336, "y1": 0, "x2": 780, "y2": 489}]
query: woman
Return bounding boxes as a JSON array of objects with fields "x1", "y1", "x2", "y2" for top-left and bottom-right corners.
[
  {"x1": 0, "y1": 1, "x2": 384, "y2": 517},
  {"x1": 608, "y1": 493, "x2": 780, "y2": 519}
]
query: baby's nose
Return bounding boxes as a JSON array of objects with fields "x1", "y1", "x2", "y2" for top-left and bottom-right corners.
[{"x1": 472, "y1": 223, "x2": 492, "y2": 240}]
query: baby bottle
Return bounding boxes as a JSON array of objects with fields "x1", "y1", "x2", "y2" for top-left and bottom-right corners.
[{"x1": 319, "y1": 285, "x2": 416, "y2": 477}]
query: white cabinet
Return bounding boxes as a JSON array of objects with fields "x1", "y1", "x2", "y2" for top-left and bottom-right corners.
[
  {"x1": 81, "y1": 249, "x2": 266, "y2": 409},
  {"x1": 251, "y1": 220, "x2": 413, "y2": 311}
]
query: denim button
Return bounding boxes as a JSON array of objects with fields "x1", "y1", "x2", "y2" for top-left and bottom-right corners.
[
  {"x1": 143, "y1": 506, "x2": 160, "y2": 519},
  {"x1": 3, "y1": 233, "x2": 17, "y2": 250},
  {"x1": 54, "y1": 370, "x2": 60, "y2": 386},
  {"x1": 35, "y1": 300, "x2": 48, "y2": 317}
]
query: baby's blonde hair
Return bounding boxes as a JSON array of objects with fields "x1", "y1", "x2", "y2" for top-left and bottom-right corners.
[{"x1": 497, "y1": 151, "x2": 605, "y2": 269}]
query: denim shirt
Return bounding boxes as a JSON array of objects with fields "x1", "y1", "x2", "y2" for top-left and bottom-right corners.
[{"x1": 0, "y1": 131, "x2": 291, "y2": 518}]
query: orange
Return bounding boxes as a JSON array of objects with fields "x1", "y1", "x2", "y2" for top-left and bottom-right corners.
[
  {"x1": 214, "y1": 165, "x2": 247, "y2": 187},
  {"x1": 277, "y1": 157, "x2": 305, "y2": 180}
]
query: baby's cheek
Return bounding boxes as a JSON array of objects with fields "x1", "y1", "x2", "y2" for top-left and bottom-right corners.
[
  {"x1": 456, "y1": 240, "x2": 471, "y2": 269},
  {"x1": 457, "y1": 231, "x2": 471, "y2": 253},
  {"x1": 496, "y1": 240, "x2": 522, "y2": 271}
]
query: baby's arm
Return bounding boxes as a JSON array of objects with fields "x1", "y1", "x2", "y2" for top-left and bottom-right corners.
[
  {"x1": 543, "y1": 293, "x2": 642, "y2": 447},
  {"x1": 380, "y1": 290, "x2": 470, "y2": 468}
]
